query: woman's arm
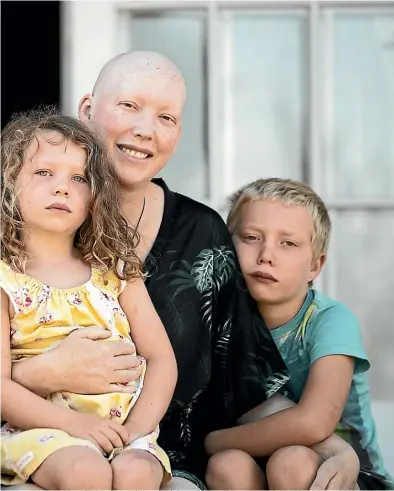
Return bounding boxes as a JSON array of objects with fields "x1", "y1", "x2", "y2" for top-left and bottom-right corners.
[
  {"x1": 119, "y1": 278, "x2": 178, "y2": 441},
  {"x1": 11, "y1": 326, "x2": 141, "y2": 398}
]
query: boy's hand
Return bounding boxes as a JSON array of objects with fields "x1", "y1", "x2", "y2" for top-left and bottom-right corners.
[
  {"x1": 65, "y1": 412, "x2": 129, "y2": 455},
  {"x1": 310, "y1": 449, "x2": 360, "y2": 490}
]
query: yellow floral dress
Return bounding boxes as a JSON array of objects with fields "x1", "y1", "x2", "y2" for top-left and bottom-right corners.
[{"x1": 0, "y1": 260, "x2": 171, "y2": 486}]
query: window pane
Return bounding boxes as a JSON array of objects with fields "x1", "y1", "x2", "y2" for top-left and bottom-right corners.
[
  {"x1": 124, "y1": 11, "x2": 208, "y2": 201},
  {"x1": 221, "y1": 12, "x2": 308, "y2": 195},
  {"x1": 330, "y1": 210, "x2": 394, "y2": 400},
  {"x1": 321, "y1": 11, "x2": 394, "y2": 200}
]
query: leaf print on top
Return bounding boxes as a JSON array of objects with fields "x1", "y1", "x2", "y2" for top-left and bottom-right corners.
[
  {"x1": 163, "y1": 247, "x2": 236, "y2": 331},
  {"x1": 214, "y1": 316, "x2": 232, "y2": 367},
  {"x1": 265, "y1": 371, "x2": 291, "y2": 399},
  {"x1": 167, "y1": 389, "x2": 205, "y2": 447}
]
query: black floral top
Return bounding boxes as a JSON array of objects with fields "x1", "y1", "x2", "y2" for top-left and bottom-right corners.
[{"x1": 142, "y1": 179, "x2": 289, "y2": 485}]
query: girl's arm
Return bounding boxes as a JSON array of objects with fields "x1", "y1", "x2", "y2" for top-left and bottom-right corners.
[
  {"x1": 1, "y1": 289, "x2": 77, "y2": 431},
  {"x1": 2, "y1": 289, "x2": 129, "y2": 453},
  {"x1": 119, "y1": 278, "x2": 178, "y2": 441}
]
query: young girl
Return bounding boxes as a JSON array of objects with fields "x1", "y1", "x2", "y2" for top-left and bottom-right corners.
[{"x1": 0, "y1": 108, "x2": 178, "y2": 490}]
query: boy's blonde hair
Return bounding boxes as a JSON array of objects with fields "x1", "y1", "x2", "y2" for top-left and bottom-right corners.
[{"x1": 227, "y1": 177, "x2": 331, "y2": 259}]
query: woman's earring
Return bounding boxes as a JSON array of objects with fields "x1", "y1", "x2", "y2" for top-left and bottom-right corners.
[{"x1": 88, "y1": 113, "x2": 91, "y2": 120}]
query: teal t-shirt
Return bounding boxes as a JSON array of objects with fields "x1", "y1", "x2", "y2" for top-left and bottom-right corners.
[{"x1": 270, "y1": 289, "x2": 393, "y2": 489}]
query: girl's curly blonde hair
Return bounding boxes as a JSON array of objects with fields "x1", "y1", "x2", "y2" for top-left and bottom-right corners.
[{"x1": 1, "y1": 106, "x2": 143, "y2": 281}]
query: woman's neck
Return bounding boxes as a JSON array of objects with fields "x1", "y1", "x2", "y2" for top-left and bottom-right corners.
[
  {"x1": 120, "y1": 183, "x2": 149, "y2": 227},
  {"x1": 120, "y1": 180, "x2": 165, "y2": 262}
]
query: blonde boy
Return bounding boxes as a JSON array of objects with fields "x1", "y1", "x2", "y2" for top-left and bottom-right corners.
[{"x1": 205, "y1": 178, "x2": 393, "y2": 490}]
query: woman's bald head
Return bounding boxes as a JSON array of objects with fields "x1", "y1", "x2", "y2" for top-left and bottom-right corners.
[
  {"x1": 92, "y1": 51, "x2": 186, "y2": 105},
  {"x1": 78, "y1": 51, "x2": 186, "y2": 188}
]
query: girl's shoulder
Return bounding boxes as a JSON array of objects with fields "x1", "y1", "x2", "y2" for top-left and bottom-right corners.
[
  {"x1": 0, "y1": 259, "x2": 30, "y2": 288},
  {"x1": 90, "y1": 267, "x2": 127, "y2": 298}
]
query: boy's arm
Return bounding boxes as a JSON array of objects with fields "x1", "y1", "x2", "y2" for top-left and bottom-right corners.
[
  {"x1": 205, "y1": 354, "x2": 354, "y2": 456},
  {"x1": 1, "y1": 289, "x2": 79, "y2": 431},
  {"x1": 119, "y1": 278, "x2": 178, "y2": 441}
]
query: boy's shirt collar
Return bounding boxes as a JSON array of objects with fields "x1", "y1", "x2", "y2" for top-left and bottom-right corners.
[{"x1": 269, "y1": 288, "x2": 314, "y2": 337}]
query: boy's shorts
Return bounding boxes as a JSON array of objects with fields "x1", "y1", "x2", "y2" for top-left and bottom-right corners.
[{"x1": 357, "y1": 470, "x2": 390, "y2": 490}]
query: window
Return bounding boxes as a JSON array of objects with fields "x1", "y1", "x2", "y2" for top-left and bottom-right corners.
[
  {"x1": 220, "y1": 10, "x2": 309, "y2": 193},
  {"x1": 122, "y1": 10, "x2": 209, "y2": 202},
  {"x1": 320, "y1": 10, "x2": 394, "y2": 201}
]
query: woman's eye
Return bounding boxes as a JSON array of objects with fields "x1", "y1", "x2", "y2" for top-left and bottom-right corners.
[
  {"x1": 121, "y1": 102, "x2": 137, "y2": 109},
  {"x1": 161, "y1": 115, "x2": 176, "y2": 124}
]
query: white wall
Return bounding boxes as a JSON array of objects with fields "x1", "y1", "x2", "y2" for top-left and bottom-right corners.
[{"x1": 61, "y1": 1, "x2": 121, "y2": 116}]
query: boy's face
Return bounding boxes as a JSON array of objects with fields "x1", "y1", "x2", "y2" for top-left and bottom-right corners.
[{"x1": 233, "y1": 199, "x2": 325, "y2": 306}]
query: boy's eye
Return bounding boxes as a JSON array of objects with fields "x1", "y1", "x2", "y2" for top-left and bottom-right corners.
[
  {"x1": 244, "y1": 235, "x2": 259, "y2": 241},
  {"x1": 283, "y1": 240, "x2": 297, "y2": 247},
  {"x1": 35, "y1": 170, "x2": 51, "y2": 177},
  {"x1": 72, "y1": 175, "x2": 87, "y2": 183}
]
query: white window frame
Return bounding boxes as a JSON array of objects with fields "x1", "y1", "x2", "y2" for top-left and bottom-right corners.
[{"x1": 62, "y1": 0, "x2": 394, "y2": 297}]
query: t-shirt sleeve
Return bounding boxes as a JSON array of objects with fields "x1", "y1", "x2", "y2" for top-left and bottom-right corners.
[
  {"x1": 210, "y1": 213, "x2": 289, "y2": 423},
  {"x1": 308, "y1": 303, "x2": 370, "y2": 374}
]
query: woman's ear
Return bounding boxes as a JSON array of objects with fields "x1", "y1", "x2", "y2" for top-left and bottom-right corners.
[{"x1": 78, "y1": 94, "x2": 93, "y2": 123}]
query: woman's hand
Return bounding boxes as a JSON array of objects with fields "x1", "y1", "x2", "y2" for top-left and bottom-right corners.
[{"x1": 12, "y1": 327, "x2": 142, "y2": 396}]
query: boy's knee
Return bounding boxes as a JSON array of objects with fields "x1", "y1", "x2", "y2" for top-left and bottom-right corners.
[
  {"x1": 112, "y1": 450, "x2": 163, "y2": 489},
  {"x1": 206, "y1": 450, "x2": 256, "y2": 488},
  {"x1": 267, "y1": 445, "x2": 322, "y2": 490}
]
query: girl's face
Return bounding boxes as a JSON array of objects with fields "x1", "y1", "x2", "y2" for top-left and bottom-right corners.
[{"x1": 15, "y1": 131, "x2": 91, "y2": 238}]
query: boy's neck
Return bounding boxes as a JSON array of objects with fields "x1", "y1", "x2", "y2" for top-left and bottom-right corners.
[{"x1": 258, "y1": 291, "x2": 309, "y2": 330}]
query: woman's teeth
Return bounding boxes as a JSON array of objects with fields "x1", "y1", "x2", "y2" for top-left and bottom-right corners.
[{"x1": 119, "y1": 146, "x2": 149, "y2": 159}]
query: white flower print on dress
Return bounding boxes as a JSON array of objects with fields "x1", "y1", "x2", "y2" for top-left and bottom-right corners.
[
  {"x1": 109, "y1": 407, "x2": 122, "y2": 419},
  {"x1": 13, "y1": 286, "x2": 32, "y2": 312},
  {"x1": 113, "y1": 306, "x2": 126, "y2": 319},
  {"x1": 38, "y1": 313, "x2": 53, "y2": 324},
  {"x1": 10, "y1": 326, "x2": 19, "y2": 347},
  {"x1": 69, "y1": 292, "x2": 82, "y2": 306},
  {"x1": 37, "y1": 285, "x2": 50, "y2": 304},
  {"x1": 39, "y1": 434, "x2": 56, "y2": 444},
  {"x1": 1, "y1": 423, "x2": 21, "y2": 439}
]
